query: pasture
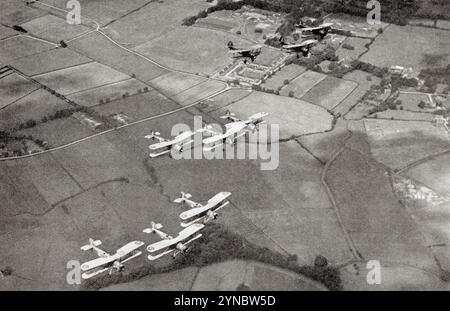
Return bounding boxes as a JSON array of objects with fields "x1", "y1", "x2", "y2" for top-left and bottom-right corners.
[
  {"x1": 360, "y1": 25, "x2": 450, "y2": 70},
  {"x1": 0, "y1": 73, "x2": 38, "y2": 110},
  {"x1": 301, "y1": 76, "x2": 357, "y2": 110},
  {"x1": 280, "y1": 70, "x2": 327, "y2": 98},
  {"x1": 34, "y1": 62, "x2": 130, "y2": 95},
  {"x1": 364, "y1": 119, "x2": 450, "y2": 170},
  {"x1": 208, "y1": 91, "x2": 333, "y2": 139},
  {"x1": 134, "y1": 26, "x2": 251, "y2": 75}
]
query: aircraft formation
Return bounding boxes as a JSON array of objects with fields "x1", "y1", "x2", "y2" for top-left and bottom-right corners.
[
  {"x1": 228, "y1": 22, "x2": 334, "y2": 63},
  {"x1": 146, "y1": 110, "x2": 268, "y2": 157},
  {"x1": 79, "y1": 192, "x2": 231, "y2": 279}
]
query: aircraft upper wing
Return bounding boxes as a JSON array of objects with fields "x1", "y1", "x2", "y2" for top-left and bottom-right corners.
[
  {"x1": 149, "y1": 131, "x2": 194, "y2": 150},
  {"x1": 208, "y1": 192, "x2": 231, "y2": 205},
  {"x1": 147, "y1": 238, "x2": 180, "y2": 253},
  {"x1": 116, "y1": 241, "x2": 144, "y2": 256},
  {"x1": 178, "y1": 223, "x2": 205, "y2": 239}
]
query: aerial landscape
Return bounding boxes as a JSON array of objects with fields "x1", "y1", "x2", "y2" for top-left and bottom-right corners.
[{"x1": 0, "y1": 0, "x2": 449, "y2": 292}]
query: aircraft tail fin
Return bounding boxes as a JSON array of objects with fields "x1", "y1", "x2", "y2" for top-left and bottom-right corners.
[
  {"x1": 143, "y1": 222, "x2": 163, "y2": 234},
  {"x1": 80, "y1": 238, "x2": 101, "y2": 251},
  {"x1": 227, "y1": 41, "x2": 236, "y2": 50},
  {"x1": 174, "y1": 192, "x2": 192, "y2": 204}
]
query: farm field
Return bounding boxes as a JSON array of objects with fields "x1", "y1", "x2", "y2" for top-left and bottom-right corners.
[
  {"x1": 0, "y1": 73, "x2": 39, "y2": 109},
  {"x1": 20, "y1": 14, "x2": 90, "y2": 42},
  {"x1": 37, "y1": 0, "x2": 152, "y2": 26},
  {"x1": 360, "y1": 25, "x2": 450, "y2": 70},
  {"x1": 297, "y1": 119, "x2": 351, "y2": 163},
  {"x1": 261, "y1": 64, "x2": 306, "y2": 91},
  {"x1": 134, "y1": 26, "x2": 250, "y2": 75},
  {"x1": 280, "y1": 70, "x2": 327, "y2": 98},
  {"x1": 0, "y1": 36, "x2": 54, "y2": 64},
  {"x1": 17, "y1": 117, "x2": 93, "y2": 147},
  {"x1": 148, "y1": 72, "x2": 207, "y2": 98},
  {"x1": 195, "y1": 16, "x2": 237, "y2": 32},
  {"x1": 68, "y1": 31, "x2": 168, "y2": 82},
  {"x1": 101, "y1": 267, "x2": 199, "y2": 291},
  {"x1": 335, "y1": 70, "x2": 380, "y2": 116},
  {"x1": 364, "y1": 119, "x2": 450, "y2": 170},
  {"x1": 171, "y1": 80, "x2": 226, "y2": 106},
  {"x1": 404, "y1": 152, "x2": 450, "y2": 196},
  {"x1": 34, "y1": 62, "x2": 130, "y2": 95},
  {"x1": 326, "y1": 148, "x2": 440, "y2": 274},
  {"x1": 336, "y1": 37, "x2": 371, "y2": 61},
  {"x1": 0, "y1": 88, "x2": 72, "y2": 131},
  {"x1": 0, "y1": 0, "x2": 46, "y2": 25},
  {"x1": 397, "y1": 92, "x2": 432, "y2": 112},
  {"x1": 68, "y1": 78, "x2": 149, "y2": 107},
  {"x1": 191, "y1": 260, "x2": 327, "y2": 291},
  {"x1": 372, "y1": 110, "x2": 436, "y2": 121},
  {"x1": 0, "y1": 24, "x2": 17, "y2": 40},
  {"x1": 340, "y1": 262, "x2": 445, "y2": 290},
  {"x1": 301, "y1": 76, "x2": 357, "y2": 110},
  {"x1": 208, "y1": 91, "x2": 333, "y2": 139},
  {"x1": 199, "y1": 88, "x2": 252, "y2": 113},
  {"x1": 93, "y1": 90, "x2": 180, "y2": 121},
  {"x1": 104, "y1": 0, "x2": 213, "y2": 46},
  {"x1": 8, "y1": 47, "x2": 91, "y2": 77}
]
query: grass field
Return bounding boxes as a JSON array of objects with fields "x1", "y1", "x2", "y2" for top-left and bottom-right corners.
[
  {"x1": 104, "y1": 0, "x2": 213, "y2": 46},
  {"x1": 0, "y1": 73, "x2": 39, "y2": 110},
  {"x1": 200, "y1": 88, "x2": 251, "y2": 113},
  {"x1": 9, "y1": 46, "x2": 90, "y2": 77},
  {"x1": 326, "y1": 148, "x2": 439, "y2": 272},
  {"x1": 148, "y1": 72, "x2": 207, "y2": 98},
  {"x1": 34, "y1": 62, "x2": 130, "y2": 95},
  {"x1": 93, "y1": 89, "x2": 180, "y2": 120},
  {"x1": 134, "y1": 26, "x2": 251, "y2": 75},
  {"x1": 334, "y1": 70, "x2": 380, "y2": 116},
  {"x1": 68, "y1": 31, "x2": 168, "y2": 82},
  {"x1": 17, "y1": 117, "x2": 93, "y2": 147},
  {"x1": 280, "y1": 70, "x2": 327, "y2": 99},
  {"x1": 38, "y1": 0, "x2": 153, "y2": 26},
  {"x1": 0, "y1": 24, "x2": 17, "y2": 40},
  {"x1": 209, "y1": 91, "x2": 332, "y2": 139},
  {"x1": 262, "y1": 64, "x2": 306, "y2": 91},
  {"x1": 336, "y1": 37, "x2": 372, "y2": 61},
  {"x1": 171, "y1": 80, "x2": 226, "y2": 106},
  {"x1": 0, "y1": 88, "x2": 72, "y2": 130},
  {"x1": 364, "y1": 119, "x2": 450, "y2": 170},
  {"x1": 0, "y1": 36, "x2": 54, "y2": 64},
  {"x1": 0, "y1": 0, "x2": 46, "y2": 25},
  {"x1": 20, "y1": 14, "x2": 90, "y2": 42},
  {"x1": 397, "y1": 93, "x2": 432, "y2": 112},
  {"x1": 68, "y1": 78, "x2": 148, "y2": 107},
  {"x1": 360, "y1": 25, "x2": 450, "y2": 70},
  {"x1": 405, "y1": 152, "x2": 450, "y2": 196},
  {"x1": 301, "y1": 76, "x2": 357, "y2": 110}
]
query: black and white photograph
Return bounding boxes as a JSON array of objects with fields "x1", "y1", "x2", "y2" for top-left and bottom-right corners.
[{"x1": 0, "y1": 0, "x2": 449, "y2": 298}]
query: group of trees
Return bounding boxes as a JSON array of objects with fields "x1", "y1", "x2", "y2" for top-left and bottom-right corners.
[{"x1": 83, "y1": 223, "x2": 342, "y2": 291}]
